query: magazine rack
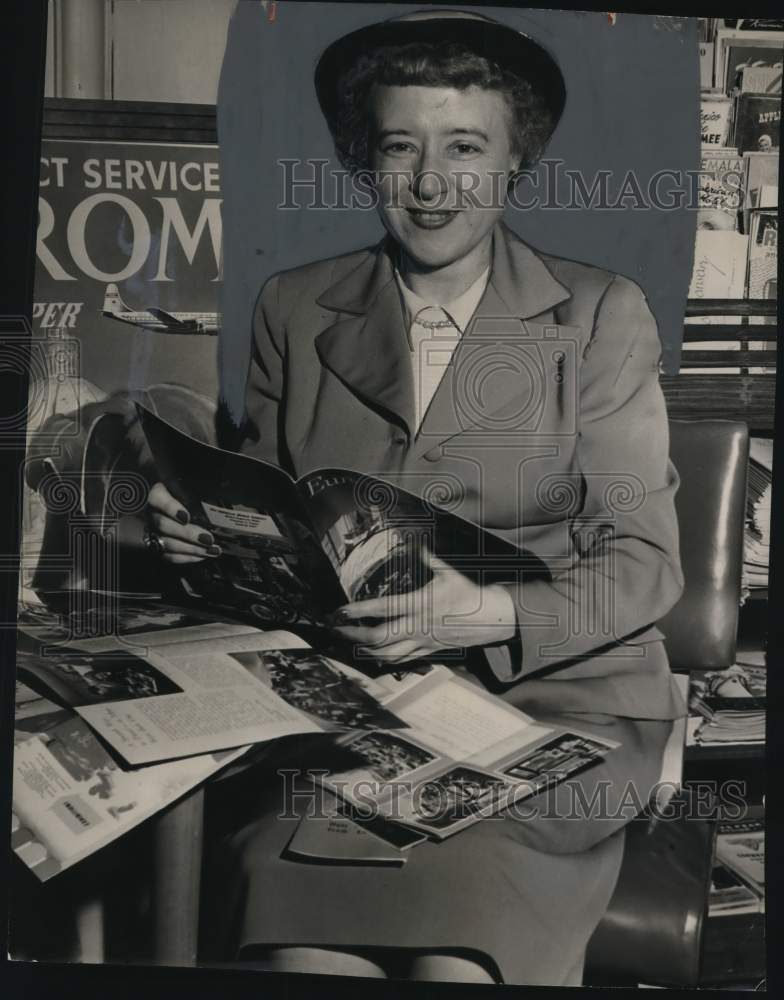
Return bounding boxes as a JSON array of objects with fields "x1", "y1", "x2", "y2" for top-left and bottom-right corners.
[{"x1": 660, "y1": 298, "x2": 777, "y2": 431}]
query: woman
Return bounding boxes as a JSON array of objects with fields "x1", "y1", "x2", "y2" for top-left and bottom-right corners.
[{"x1": 146, "y1": 10, "x2": 686, "y2": 986}]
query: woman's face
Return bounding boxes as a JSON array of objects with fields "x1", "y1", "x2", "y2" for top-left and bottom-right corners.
[{"x1": 368, "y1": 84, "x2": 519, "y2": 269}]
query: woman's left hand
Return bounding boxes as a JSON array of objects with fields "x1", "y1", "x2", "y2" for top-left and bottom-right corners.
[{"x1": 331, "y1": 548, "x2": 517, "y2": 664}]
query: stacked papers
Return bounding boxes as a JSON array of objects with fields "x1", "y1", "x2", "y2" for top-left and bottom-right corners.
[{"x1": 687, "y1": 655, "x2": 766, "y2": 746}]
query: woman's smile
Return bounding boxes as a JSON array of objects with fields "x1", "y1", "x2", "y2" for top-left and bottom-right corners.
[{"x1": 405, "y1": 207, "x2": 460, "y2": 229}]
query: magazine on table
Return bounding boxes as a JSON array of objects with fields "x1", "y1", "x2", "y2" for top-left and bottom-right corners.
[
  {"x1": 15, "y1": 591, "x2": 619, "y2": 869},
  {"x1": 17, "y1": 606, "x2": 619, "y2": 822},
  {"x1": 16, "y1": 615, "x2": 408, "y2": 766},
  {"x1": 12, "y1": 679, "x2": 249, "y2": 883},
  {"x1": 13, "y1": 589, "x2": 406, "y2": 875}
]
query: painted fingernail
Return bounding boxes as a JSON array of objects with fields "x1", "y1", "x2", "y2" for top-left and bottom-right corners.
[
  {"x1": 176, "y1": 509, "x2": 189, "y2": 525},
  {"x1": 207, "y1": 545, "x2": 222, "y2": 557},
  {"x1": 198, "y1": 532, "x2": 214, "y2": 546}
]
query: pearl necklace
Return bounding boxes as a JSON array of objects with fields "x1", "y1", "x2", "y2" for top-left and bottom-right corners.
[{"x1": 417, "y1": 316, "x2": 455, "y2": 329}]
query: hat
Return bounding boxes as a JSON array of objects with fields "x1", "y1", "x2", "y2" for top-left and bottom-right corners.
[{"x1": 314, "y1": 9, "x2": 566, "y2": 144}]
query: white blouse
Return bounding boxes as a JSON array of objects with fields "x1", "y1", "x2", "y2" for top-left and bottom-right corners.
[{"x1": 394, "y1": 265, "x2": 490, "y2": 432}]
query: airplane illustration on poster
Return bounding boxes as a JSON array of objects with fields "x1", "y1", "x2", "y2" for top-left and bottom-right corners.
[{"x1": 101, "y1": 283, "x2": 219, "y2": 335}]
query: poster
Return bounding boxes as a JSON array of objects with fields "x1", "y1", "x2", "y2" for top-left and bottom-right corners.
[{"x1": 34, "y1": 139, "x2": 222, "y2": 399}]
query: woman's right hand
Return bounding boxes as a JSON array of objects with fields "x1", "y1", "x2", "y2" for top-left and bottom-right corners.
[{"x1": 146, "y1": 482, "x2": 222, "y2": 564}]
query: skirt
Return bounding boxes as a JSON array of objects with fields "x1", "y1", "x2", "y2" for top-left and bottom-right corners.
[{"x1": 203, "y1": 708, "x2": 674, "y2": 986}]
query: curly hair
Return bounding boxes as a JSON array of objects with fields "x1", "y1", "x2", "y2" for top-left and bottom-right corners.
[{"x1": 332, "y1": 41, "x2": 554, "y2": 177}]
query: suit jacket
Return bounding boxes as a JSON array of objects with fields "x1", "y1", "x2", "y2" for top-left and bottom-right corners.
[{"x1": 237, "y1": 220, "x2": 687, "y2": 721}]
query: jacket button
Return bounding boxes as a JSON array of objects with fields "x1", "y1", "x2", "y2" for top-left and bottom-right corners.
[{"x1": 423, "y1": 445, "x2": 442, "y2": 462}]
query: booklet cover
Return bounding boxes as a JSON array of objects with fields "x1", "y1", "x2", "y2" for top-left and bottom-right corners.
[
  {"x1": 713, "y1": 27, "x2": 784, "y2": 93},
  {"x1": 686, "y1": 229, "x2": 750, "y2": 356},
  {"x1": 283, "y1": 796, "x2": 410, "y2": 867},
  {"x1": 742, "y1": 151, "x2": 779, "y2": 231},
  {"x1": 747, "y1": 210, "x2": 778, "y2": 304},
  {"x1": 698, "y1": 148, "x2": 744, "y2": 229},
  {"x1": 136, "y1": 404, "x2": 546, "y2": 653},
  {"x1": 733, "y1": 93, "x2": 781, "y2": 153},
  {"x1": 700, "y1": 92, "x2": 733, "y2": 147},
  {"x1": 725, "y1": 45, "x2": 784, "y2": 93}
]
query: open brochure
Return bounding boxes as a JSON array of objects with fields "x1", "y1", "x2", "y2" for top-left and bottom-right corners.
[
  {"x1": 137, "y1": 406, "x2": 544, "y2": 648},
  {"x1": 310, "y1": 665, "x2": 618, "y2": 840},
  {"x1": 16, "y1": 589, "x2": 619, "y2": 861},
  {"x1": 16, "y1": 611, "x2": 407, "y2": 766},
  {"x1": 12, "y1": 679, "x2": 248, "y2": 882}
]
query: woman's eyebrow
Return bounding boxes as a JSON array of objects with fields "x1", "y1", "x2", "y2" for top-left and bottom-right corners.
[
  {"x1": 375, "y1": 127, "x2": 490, "y2": 141},
  {"x1": 448, "y1": 128, "x2": 490, "y2": 141}
]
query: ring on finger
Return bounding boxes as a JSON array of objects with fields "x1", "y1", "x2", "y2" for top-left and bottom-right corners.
[{"x1": 143, "y1": 530, "x2": 166, "y2": 558}]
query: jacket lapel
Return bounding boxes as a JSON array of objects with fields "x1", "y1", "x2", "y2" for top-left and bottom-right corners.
[
  {"x1": 410, "y1": 222, "x2": 573, "y2": 461},
  {"x1": 313, "y1": 222, "x2": 574, "y2": 450},
  {"x1": 315, "y1": 238, "x2": 415, "y2": 436},
  {"x1": 487, "y1": 219, "x2": 572, "y2": 318}
]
